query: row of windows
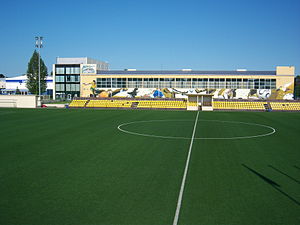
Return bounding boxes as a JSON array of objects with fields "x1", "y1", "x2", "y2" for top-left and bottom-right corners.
[
  {"x1": 55, "y1": 75, "x2": 80, "y2": 82},
  {"x1": 56, "y1": 84, "x2": 80, "y2": 92},
  {"x1": 55, "y1": 67, "x2": 80, "y2": 75},
  {"x1": 96, "y1": 78, "x2": 277, "y2": 89}
]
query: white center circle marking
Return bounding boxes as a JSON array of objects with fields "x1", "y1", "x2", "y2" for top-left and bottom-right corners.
[{"x1": 117, "y1": 119, "x2": 276, "y2": 140}]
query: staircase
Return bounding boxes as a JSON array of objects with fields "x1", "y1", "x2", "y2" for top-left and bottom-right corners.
[
  {"x1": 131, "y1": 102, "x2": 139, "y2": 108},
  {"x1": 84, "y1": 100, "x2": 90, "y2": 108}
]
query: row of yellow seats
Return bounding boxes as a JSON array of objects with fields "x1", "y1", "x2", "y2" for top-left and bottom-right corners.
[
  {"x1": 213, "y1": 102, "x2": 266, "y2": 109},
  {"x1": 141, "y1": 103, "x2": 186, "y2": 107},
  {"x1": 90, "y1": 100, "x2": 133, "y2": 103},
  {"x1": 137, "y1": 105, "x2": 186, "y2": 109},
  {"x1": 269, "y1": 102, "x2": 300, "y2": 111},
  {"x1": 86, "y1": 104, "x2": 131, "y2": 108},
  {"x1": 137, "y1": 101, "x2": 185, "y2": 104},
  {"x1": 213, "y1": 102, "x2": 266, "y2": 110},
  {"x1": 143, "y1": 101, "x2": 185, "y2": 104},
  {"x1": 86, "y1": 100, "x2": 131, "y2": 108},
  {"x1": 69, "y1": 100, "x2": 87, "y2": 107},
  {"x1": 137, "y1": 101, "x2": 186, "y2": 108}
]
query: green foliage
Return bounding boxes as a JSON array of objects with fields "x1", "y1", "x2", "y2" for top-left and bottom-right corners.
[
  {"x1": 26, "y1": 50, "x2": 48, "y2": 95},
  {"x1": 294, "y1": 76, "x2": 300, "y2": 99}
]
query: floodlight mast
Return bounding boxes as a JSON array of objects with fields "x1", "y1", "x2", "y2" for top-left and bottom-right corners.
[{"x1": 35, "y1": 36, "x2": 43, "y2": 99}]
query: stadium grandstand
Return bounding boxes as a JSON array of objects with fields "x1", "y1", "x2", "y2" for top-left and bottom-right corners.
[
  {"x1": 54, "y1": 57, "x2": 295, "y2": 100},
  {"x1": 53, "y1": 57, "x2": 299, "y2": 111}
]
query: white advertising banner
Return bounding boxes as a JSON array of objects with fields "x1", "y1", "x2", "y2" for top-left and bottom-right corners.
[{"x1": 81, "y1": 64, "x2": 97, "y2": 74}]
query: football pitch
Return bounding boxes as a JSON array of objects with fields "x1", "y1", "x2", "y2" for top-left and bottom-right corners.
[{"x1": 0, "y1": 108, "x2": 299, "y2": 225}]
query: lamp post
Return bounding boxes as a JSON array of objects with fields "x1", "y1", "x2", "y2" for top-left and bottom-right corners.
[{"x1": 35, "y1": 36, "x2": 43, "y2": 99}]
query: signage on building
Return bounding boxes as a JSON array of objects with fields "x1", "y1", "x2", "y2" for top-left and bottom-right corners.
[{"x1": 81, "y1": 64, "x2": 97, "y2": 74}]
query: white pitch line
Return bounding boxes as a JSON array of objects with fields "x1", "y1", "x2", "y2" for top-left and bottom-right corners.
[
  {"x1": 117, "y1": 119, "x2": 276, "y2": 140},
  {"x1": 172, "y1": 111, "x2": 199, "y2": 225}
]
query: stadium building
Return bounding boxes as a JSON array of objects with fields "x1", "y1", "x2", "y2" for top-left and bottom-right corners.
[
  {"x1": 0, "y1": 75, "x2": 53, "y2": 95},
  {"x1": 53, "y1": 57, "x2": 109, "y2": 99},
  {"x1": 53, "y1": 57, "x2": 295, "y2": 100}
]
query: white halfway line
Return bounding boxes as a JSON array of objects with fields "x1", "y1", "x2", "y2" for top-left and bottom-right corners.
[{"x1": 172, "y1": 111, "x2": 199, "y2": 225}]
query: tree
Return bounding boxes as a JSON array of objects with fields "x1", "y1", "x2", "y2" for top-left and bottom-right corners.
[{"x1": 26, "y1": 50, "x2": 48, "y2": 95}]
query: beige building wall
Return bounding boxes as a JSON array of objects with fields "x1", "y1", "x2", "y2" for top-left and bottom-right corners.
[
  {"x1": 0, "y1": 95, "x2": 37, "y2": 108},
  {"x1": 276, "y1": 66, "x2": 295, "y2": 75}
]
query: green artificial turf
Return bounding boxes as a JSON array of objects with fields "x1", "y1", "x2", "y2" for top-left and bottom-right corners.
[{"x1": 0, "y1": 108, "x2": 299, "y2": 225}]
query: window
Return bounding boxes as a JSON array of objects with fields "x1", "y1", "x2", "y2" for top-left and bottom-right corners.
[
  {"x1": 231, "y1": 79, "x2": 237, "y2": 88},
  {"x1": 66, "y1": 67, "x2": 71, "y2": 74},
  {"x1": 214, "y1": 78, "x2": 220, "y2": 89},
  {"x1": 137, "y1": 78, "x2": 143, "y2": 88},
  {"x1": 175, "y1": 78, "x2": 191, "y2": 88},
  {"x1": 242, "y1": 79, "x2": 248, "y2": 89},
  {"x1": 70, "y1": 84, "x2": 79, "y2": 91},
  {"x1": 209, "y1": 78, "x2": 215, "y2": 88},
  {"x1": 219, "y1": 78, "x2": 225, "y2": 88},
  {"x1": 75, "y1": 84, "x2": 80, "y2": 91},
  {"x1": 159, "y1": 78, "x2": 175, "y2": 88},
  {"x1": 271, "y1": 79, "x2": 276, "y2": 89},
  {"x1": 248, "y1": 79, "x2": 254, "y2": 89},
  {"x1": 237, "y1": 79, "x2": 242, "y2": 88},
  {"x1": 117, "y1": 78, "x2": 126, "y2": 88},
  {"x1": 226, "y1": 79, "x2": 231, "y2": 88},
  {"x1": 96, "y1": 78, "x2": 112, "y2": 88},
  {"x1": 254, "y1": 79, "x2": 259, "y2": 89},
  {"x1": 55, "y1": 76, "x2": 65, "y2": 82},
  {"x1": 259, "y1": 79, "x2": 265, "y2": 89},
  {"x1": 66, "y1": 67, "x2": 80, "y2": 74},
  {"x1": 55, "y1": 84, "x2": 65, "y2": 91},
  {"x1": 144, "y1": 78, "x2": 150, "y2": 88},
  {"x1": 66, "y1": 84, "x2": 71, "y2": 91},
  {"x1": 55, "y1": 67, "x2": 64, "y2": 74},
  {"x1": 176, "y1": 78, "x2": 184, "y2": 88},
  {"x1": 70, "y1": 75, "x2": 77, "y2": 82},
  {"x1": 265, "y1": 79, "x2": 271, "y2": 89},
  {"x1": 74, "y1": 67, "x2": 80, "y2": 74}
]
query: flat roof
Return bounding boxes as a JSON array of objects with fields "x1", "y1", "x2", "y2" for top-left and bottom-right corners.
[{"x1": 96, "y1": 70, "x2": 276, "y2": 75}]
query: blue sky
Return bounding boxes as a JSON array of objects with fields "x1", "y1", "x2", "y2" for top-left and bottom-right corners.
[{"x1": 0, "y1": 0, "x2": 299, "y2": 77}]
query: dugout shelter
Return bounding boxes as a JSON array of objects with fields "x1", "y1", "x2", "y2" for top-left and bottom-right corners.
[{"x1": 187, "y1": 94, "x2": 213, "y2": 111}]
